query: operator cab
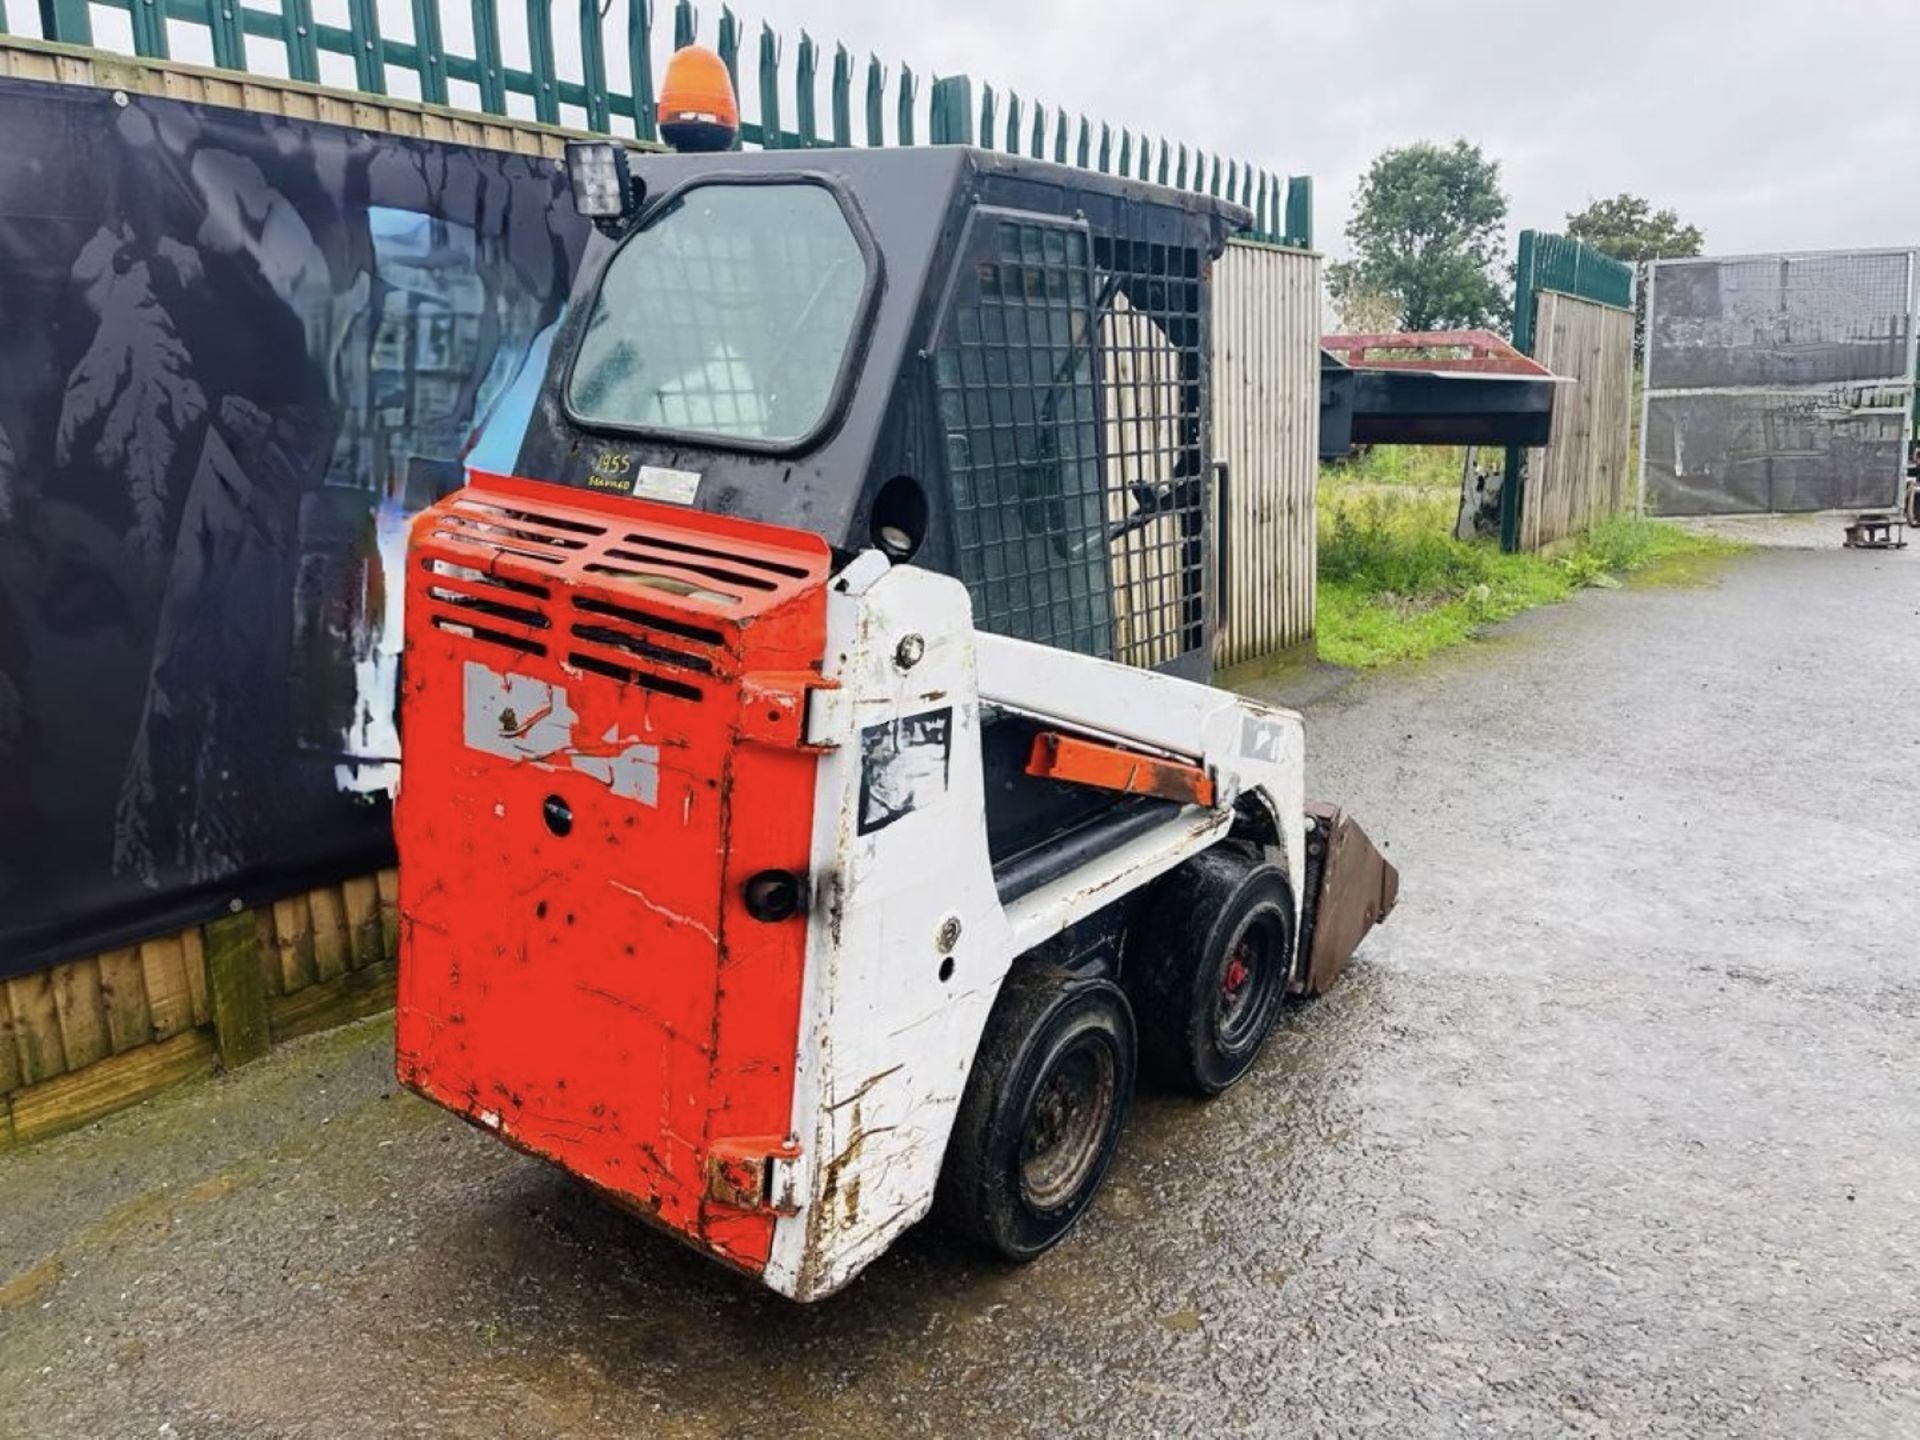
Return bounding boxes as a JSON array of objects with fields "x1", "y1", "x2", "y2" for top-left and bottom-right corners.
[{"x1": 474, "y1": 142, "x2": 1249, "y2": 904}]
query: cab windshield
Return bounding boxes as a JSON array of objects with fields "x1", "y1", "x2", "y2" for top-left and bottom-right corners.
[{"x1": 567, "y1": 182, "x2": 868, "y2": 447}]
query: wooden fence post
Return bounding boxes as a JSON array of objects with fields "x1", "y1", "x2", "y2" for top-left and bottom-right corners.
[{"x1": 204, "y1": 909, "x2": 271, "y2": 1069}]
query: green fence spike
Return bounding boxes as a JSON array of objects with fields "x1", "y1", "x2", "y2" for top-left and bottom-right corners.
[
  {"x1": 347, "y1": 0, "x2": 386, "y2": 93},
  {"x1": 0, "y1": 0, "x2": 9, "y2": 36},
  {"x1": 1519, "y1": 231, "x2": 1631, "y2": 311},
  {"x1": 36, "y1": 0, "x2": 92, "y2": 45},
  {"x1": 206, "y1": 0, "x2": 246, "y2": 69},
  {"x1": 280, "y1": 0, "x2": 320, "y2": 82},
  {"x1": 865, "y1": 54, "x2": 884, "y2": 145},
  {"x1": 1284, "y1": 174, "x2": 1312, "y2": 248},
  {"x1": 1511, "y1": 228, "x2": 1540, "y2": 353},
  {"x1": 576, "y1": 0, "x2": 609, "y2": 129},
  {"x1": 471, "y1": 0, "x2": 507, "y2": 112},
  {"x1": 408, "y1": 0, "x2": 449, "y2": 102},
  {"x1": 525, "y1": 0, "x2": 559, "y2": 122},
  {"x1": 754, "y1": 22, "x2": 780, "y2": 148},
  {"x1": 629, "y1": 0, "x2": 657, "y2": 139},
  {"x1": 830, "y1": 42, "x2": 851, "y2": 146},
  {"x1": 795, "y1": 31, "x2": 818, "y2": 146},
  {"x1": 61, "y1": 0, "x2": 1318, "y2": 274},
  {"x1": 929, "y1": 73, "x2": 973, "y2": 145},
  {"x1": 716, "y1": 7, "x2": 740, "y2": 97},
  {"x1": 127, "y1": 0, "x2": 168, "y2": 57}
]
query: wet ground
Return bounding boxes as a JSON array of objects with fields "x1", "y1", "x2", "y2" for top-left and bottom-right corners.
[{"x1": 5, "y1": 531, "x2": 1918, "y2": 1438}]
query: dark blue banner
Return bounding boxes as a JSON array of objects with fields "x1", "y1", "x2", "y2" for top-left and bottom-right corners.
[{"x1": 0, "y1": 77, "x2": 589, "y2": 975}]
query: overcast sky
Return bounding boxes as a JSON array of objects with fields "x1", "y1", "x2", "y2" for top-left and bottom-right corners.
[
  {"x1": 96, "y1": 0, "x2": 1920, "y2": 261},
  {"x1": 729, "y1": 0, "x2": 1919, "y2": 260}
]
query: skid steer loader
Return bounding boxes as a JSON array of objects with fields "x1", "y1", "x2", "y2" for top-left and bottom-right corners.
[{"x1": 394, "y1": 133, "x2": 1396, "y2": 1301}]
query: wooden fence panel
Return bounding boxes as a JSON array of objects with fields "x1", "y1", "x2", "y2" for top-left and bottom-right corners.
[
  {"x1": 1212, "y1": 241, "x2": 1321, "y2": 666},
  {"x1": 0, "y1": 38, "x2": 571, "y2": 159},
  {"x1": 1519, "y1": 290, "x2": 1636, "y2": 551},
  {"x1": 0, "y1": 867, "x2": 400, "y2": 1147}
]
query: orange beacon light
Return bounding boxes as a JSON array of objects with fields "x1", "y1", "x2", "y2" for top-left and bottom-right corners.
[{"x1": 658, "y1": 45, "x2": 740, "y2": 153}]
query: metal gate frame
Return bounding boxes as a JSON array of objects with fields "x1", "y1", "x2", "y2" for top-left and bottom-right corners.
[{"x1": 1638, "y1": 247, "x2": 1920, "y2": 518}]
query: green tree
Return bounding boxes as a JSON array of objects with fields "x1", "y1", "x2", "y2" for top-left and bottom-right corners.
[
  {"x1": 1563, "y1": 193, "x2": 1704, "y2": 266},
  {"x1": 1327, "y1": 141, "x2": 1510, "y2": 333}
]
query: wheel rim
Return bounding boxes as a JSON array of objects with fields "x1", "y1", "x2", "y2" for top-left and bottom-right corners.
[
  {"x1": 1018, "y1": 1033, "x2": 1118, "y2": 1211},
  {"x1": 1214, "y1": 908, "x2": 1283, "y2": 1052}
]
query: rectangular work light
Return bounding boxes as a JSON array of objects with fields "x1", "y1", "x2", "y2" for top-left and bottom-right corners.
[{"x1": 565, "y1": 141, "x2": 635, "y2": 224}]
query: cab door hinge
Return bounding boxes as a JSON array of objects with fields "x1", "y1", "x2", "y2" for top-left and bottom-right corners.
[
  {"x1": 737, "y1": 672, "x2": 838, "y2": 752},
  {"x1": 802, "y1": 678, "x2": 855, "y2": 749}
]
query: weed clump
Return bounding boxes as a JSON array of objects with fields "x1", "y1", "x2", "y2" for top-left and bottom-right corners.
[{"x1": 1316, "y1": 450, "x2": 1743, "y2": 668}]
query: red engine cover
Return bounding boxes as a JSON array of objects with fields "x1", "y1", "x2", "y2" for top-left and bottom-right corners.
[{"x1": 394, "y1": 472, "x2": 830, "y2": 1272}]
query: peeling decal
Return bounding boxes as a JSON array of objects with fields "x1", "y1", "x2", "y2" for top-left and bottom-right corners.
[
  {"x1": 572, "y1": 724, "x2": 663, "y2": 805},
  {"x1": 333, "y1": 495, "x2": 412, "y2": 796},
  {"x1": 463, "y1": 662, "x2": 578, "y2": 761},
  {"x1": 460, "y1": 661, "x2": 661, "y2": 804},
  {"x1": 857, "y1": 707, "x2": 951, "y2": 834},
  {"x1": 1240, "y1": 713, "x2": 1291, "y2": 764}
]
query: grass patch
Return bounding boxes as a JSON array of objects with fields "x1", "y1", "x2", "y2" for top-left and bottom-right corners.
[{"x1": 1317, "y1": 450, "x2": 1744, "y2": 668}]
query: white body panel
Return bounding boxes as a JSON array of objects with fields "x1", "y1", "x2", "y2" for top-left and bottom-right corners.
[{"x1": 762, "y1": 559, "x2": 1306, "y2": 1300}]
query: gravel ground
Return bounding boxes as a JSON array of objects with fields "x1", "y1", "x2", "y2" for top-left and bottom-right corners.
[{"x1": 4, "y1": 533, "x2": 1917, "y2": 1438}]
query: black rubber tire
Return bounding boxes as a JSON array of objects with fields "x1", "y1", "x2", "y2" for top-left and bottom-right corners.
[
  {"x1": 934, "y1": 963, "x2": 1136, "y2": 1262},
  {"x1": 1124, "y1": 847, "x2": 1295, "y2": 1096}
]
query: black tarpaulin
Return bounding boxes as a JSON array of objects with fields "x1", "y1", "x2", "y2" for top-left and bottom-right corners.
[{"x1": 0, "y1": 77, "x2": 588, "y2": 977}]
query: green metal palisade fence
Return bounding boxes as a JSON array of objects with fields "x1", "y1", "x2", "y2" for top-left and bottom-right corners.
[
  {"x1": 1499, "y1": 228, "x2": 1635, "y2": 550},
  {"x1": 1510, "y1": 229, "x2": 1635, "y2": 355},
  {"x1": 7, "y1": 0, "x2": 1310, "y2": 246}
]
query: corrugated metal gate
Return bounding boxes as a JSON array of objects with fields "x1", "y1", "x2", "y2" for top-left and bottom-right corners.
[
  {"x1": 1212, "y1": 240, "x2": 1320, "y2": 663},
  {"x1": 1641, "y1": 249, "x2": 1919, "y2": 516}
]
